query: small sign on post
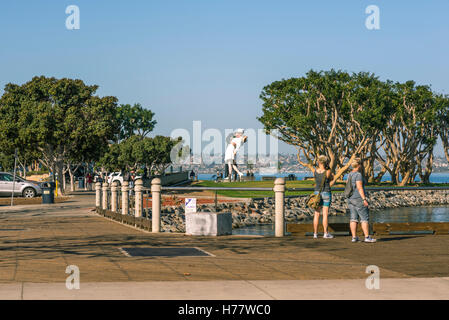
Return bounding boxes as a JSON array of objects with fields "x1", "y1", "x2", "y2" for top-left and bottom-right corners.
[{"x1": 185, "y1": 198, "x2": 197, "y2": 213}]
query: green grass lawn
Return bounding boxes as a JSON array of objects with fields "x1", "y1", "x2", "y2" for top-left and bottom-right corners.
[
  {"x1": 192, "y1": 179, "x2": 449, "y2": 198},
  {"x1": 193, "y1": 179, "x2": 331, "y2": 198}
]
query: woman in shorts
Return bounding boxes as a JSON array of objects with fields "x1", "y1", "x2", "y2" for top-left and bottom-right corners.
[{"x1": 312, "y1": 155, "x2": 334, "y2": 239}]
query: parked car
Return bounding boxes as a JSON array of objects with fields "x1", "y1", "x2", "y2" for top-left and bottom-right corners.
[
  {"x1": 107, "y1": 172, "x2": 123, "y2": 185},
  {"x1": 0, "y1": 172, "x2": 43, "y2": 198},
  {"x1": 107, "y1": 172, "x2": 143, "y2": 186}
]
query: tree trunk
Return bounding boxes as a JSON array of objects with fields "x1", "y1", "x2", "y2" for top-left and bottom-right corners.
[
  {"x1": 69, "y1": 170, "x2": 75, "y2": 192},
  {"x1": 374, "y1": 167, "x2": 386, "y2": 183},
  {"x1": 399, "y1": 169, "x2": 413, "y2": 186},
  {"x1": 55, "y1": 160, "x2": 65, "y2": 196},
  {"x1": 63, "y1": 166, "x2": 67, "y2": 191},
  {"x1": 365, "y1": 160, "x2": 374, "y2": 183},
  {"x1": 443, "y1": 137, "x2": 449, "y2": 163},
  {"x1": 421, "y1": 152, "x2": 433, "y2": 184}
]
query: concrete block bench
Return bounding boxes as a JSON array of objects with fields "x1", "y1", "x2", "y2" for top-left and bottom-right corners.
[{"x1": 185, "y1": 212, "x2": 232, "y2": 236}]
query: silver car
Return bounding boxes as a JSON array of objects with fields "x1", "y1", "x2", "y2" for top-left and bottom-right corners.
[{"x1": 0, "y1": 172, "x2": 43, "y2": 198}]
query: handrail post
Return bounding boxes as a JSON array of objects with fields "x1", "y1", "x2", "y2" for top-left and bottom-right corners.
[
  {"x1": 151, "y1": 178, "x2": 162, "y2": 233},
  {"x1": 102, "y1": 182, "x2": 109, "y2": 210},
  {"x1": 111, "y1": 181, "x2": 118, "y2": 212},
  {"x1": 274, "y1": 178, "x2": 285, "y2": 237},
  {"x1": 134, "y1": 179, "x2": 143, "y2": 218},
  {"x1": 122, "y1": 181, "x2": 129, "y2": 215},
  {"x1": 95, "y1": 182, "x2": 102, "y2": 208}
]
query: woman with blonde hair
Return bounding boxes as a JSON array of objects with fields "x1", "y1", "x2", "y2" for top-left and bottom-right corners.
[
  {"x1": 312, "y1": 155, "x2": 334, "y2": 239},
  {"x1": 346, "y1": 157, "x2": 376, "y2": 243}
]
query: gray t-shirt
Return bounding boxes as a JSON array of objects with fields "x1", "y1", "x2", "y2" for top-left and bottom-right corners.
[{"x1": 348, "y1": 171, "x2": 365, "y2": 200}]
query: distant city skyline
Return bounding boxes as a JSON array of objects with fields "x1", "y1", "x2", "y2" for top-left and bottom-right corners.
[{"x1": 1, "y1": 1, "x2": 448, "y2": 155}]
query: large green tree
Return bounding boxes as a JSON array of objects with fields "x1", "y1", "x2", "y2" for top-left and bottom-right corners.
[
  {"x1": 98, "y1": 135, "x2": 181, "y2": 175},
  {"x1": 258, "y1": 70, "x2": 393, "y2": 183},
  {"x1": 0, "y1": 76, "x2": 119, "y2": 195},
  {"x1": 378, "y1": 81, "x2": 439, "y2": 185},
  {"x1": 116, "y1": 103, "x2": 156, "y2": 141},
  {"x1": 436, "y1": 95, "x2": 449, "y2": 164}
]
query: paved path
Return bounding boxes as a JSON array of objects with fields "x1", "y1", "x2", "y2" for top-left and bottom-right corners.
[
  {"x1": 1, "y1": 278, "x2": 448, "y2": 300},
  {"x1": 0, "y1": 192, "x2": 448, "y2": 299}
]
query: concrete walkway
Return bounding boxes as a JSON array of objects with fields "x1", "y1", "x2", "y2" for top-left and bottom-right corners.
[
  {"x1": 0, "y1": 191, "x2": 95, "y2": 217},
  {"x1": 1, "y1": 192, "x2": 449, "y2": 299},
  {"x1": 1, "y1": 278, "x2": 448, "y2": 300}
]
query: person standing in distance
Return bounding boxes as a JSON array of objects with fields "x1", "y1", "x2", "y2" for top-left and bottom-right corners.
[{"x1": 347, "y1": 158, "x2": 376, "y2": 243}]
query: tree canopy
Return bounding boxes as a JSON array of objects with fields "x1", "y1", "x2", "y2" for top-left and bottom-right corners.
[
  {"x1": 98, "y1": 135, "x2": 181, "y2": 175},
  {"x1": 0, "y1": 76, "x2": 119, "y2": 194},
  {"x1": 116, "y1": 103, "x2": 157, "y2": 141},
  {"x1": 258, "y1": 69, "x2": 449, "y2": 185}
]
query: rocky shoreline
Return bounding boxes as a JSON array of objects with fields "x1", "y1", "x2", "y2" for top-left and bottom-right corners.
[{"x1": 156, "y1": 189, "x2": 449, "y2": 232}]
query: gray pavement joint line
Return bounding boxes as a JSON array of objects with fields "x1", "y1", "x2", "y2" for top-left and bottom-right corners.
[
  {"x1": 49, "y1": 226, "x2": 70, "y2": 268},
  {"x1": 205, "y1": 256, "x2": 370, "y2": 267},
  {"x1": 154, "y1": 251, "x2": 193, "y2": 280},
  {"x1": 251, "y1": 259, "x2": 297, "y2": 280},
  {"x1": 69, "y1": 219, "x2": 133, "y2": 282},
  {"x1": 440, "y1": 277, "x2": 449, "y2": 284},
  {"x1": 203, "y1": 255, "x2": 247, "y2": 281},
  {"x1": 245, "y1": 280, "x2": 277, "y2": 300},
  {"x1": 20, "y1": 282, "x2": 24, "y2": 300},
  {"x1": 12, "y1": 229, "x2": 23, "y2": 281},
  {"x1": 311, "y1": 244, "x2": 415, "y2": 278}
]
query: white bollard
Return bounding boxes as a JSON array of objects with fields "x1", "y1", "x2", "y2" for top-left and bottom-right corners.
[
  {"x1": 111, "y1": 181, "x2": 118, "y2": 212},
  {"x1": 134, "y1": 179, "x2": 143, "y2": 218},
  {"x1": 122, "y1": 181, "x2": 129, "y2": 215},
  {"x1": 151, "y1": 178, "x2": 162, "y2": 233},
  {"x1": 95, "y1": 182, "x2": 102, "y2": 208},
  {"x1": 102, "y1": 182, "x2": 109, "y2": 210},
  {"x1": 274, "y1": 178, "x2": 285, "y2": 237}
]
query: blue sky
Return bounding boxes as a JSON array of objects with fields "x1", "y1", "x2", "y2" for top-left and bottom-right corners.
[{"x1": 1, "y1": 1, "x2": 448, "y2": 154}]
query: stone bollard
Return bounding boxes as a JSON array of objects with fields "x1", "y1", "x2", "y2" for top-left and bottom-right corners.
[
  {"x1": 111, "y1": 181, "x2": 118, "y2": 212},
  {"x1": 102, "y1": 182, "x2": 109, "y2": 210},
  {"x1": 151, "y1": 178, "x2": 162, "y2": 233},
  {"x1": 134, "y1": 179, "x2": 143, "y2": 218},
  {"x1": 273, "y1": 178, "x2": 285, "y2": 237},
  {"x1": 95, "y1": 182, "x2": 102, "y2": 208},
  {"x1": 122, "y1": 181, "x2": 129, "y2": 215}
]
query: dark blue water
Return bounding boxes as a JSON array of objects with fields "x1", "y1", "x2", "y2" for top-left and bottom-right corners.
[
  {"x1": 232, "y1": 206, "x2": 449, "y2": 236},
  {"x1": 200, "y1": 172, "x2": 449, "y2": 183}
]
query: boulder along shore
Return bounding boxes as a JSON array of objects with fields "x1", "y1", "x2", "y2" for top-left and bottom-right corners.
[{"x1": 155, "y1": 189, "x2": 449, "y2": 232}]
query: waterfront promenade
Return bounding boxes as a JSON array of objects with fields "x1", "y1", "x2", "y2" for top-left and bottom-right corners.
[{"x1": 0, "y1": 192, "x2": 448, "y2": 299}]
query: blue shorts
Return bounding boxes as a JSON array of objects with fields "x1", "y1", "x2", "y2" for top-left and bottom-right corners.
[
  {"x1": 314, "y1": 191, "x2": 332, "y2": 207},
  {"x1": 347, "y1": 199, "x2": 369, "y2": 223}
]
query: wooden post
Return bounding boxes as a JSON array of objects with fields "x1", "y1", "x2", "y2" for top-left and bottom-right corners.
[{"x1": 274, "y1": 178, "x2": 285, "y2": 237}]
